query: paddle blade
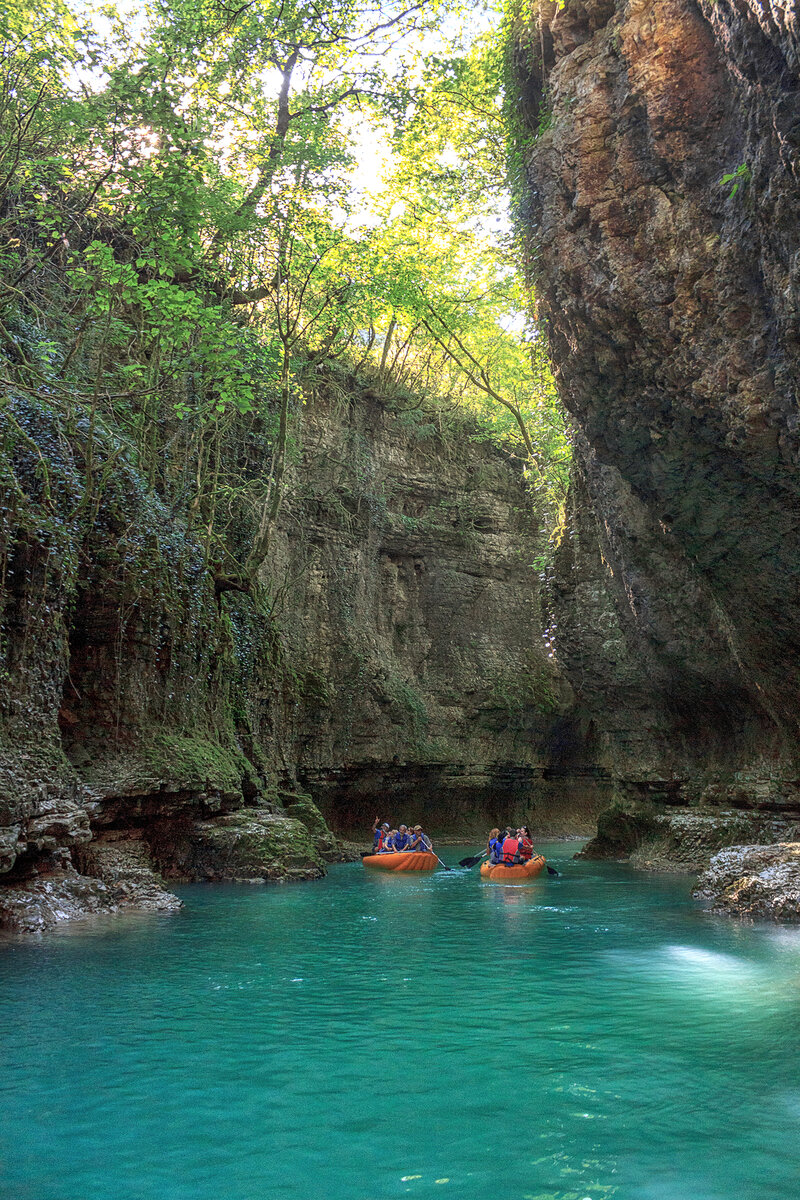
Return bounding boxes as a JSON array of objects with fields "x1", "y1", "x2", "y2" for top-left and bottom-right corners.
[
  {"x1": 458, "y1": 854, "x2": 485, "y2": 868},
  {"x1": 546, "y1": 865, "x2": 560, "y2": 876}
]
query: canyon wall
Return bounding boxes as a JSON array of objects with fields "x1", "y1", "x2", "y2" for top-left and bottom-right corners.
[
  {"x1": 7, "y1": 0, "x2": 799, "y2": 929},
  {"x1": 0, "y1": 379, "x2": 602, "y2": 928},
  {"x1": 516, "y1": 0, "x2": 800, "y2": 855}
]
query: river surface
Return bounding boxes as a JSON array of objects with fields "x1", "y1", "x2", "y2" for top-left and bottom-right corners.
[{"x1": 2, "y1": 842, "x2": 800, "y2": 1200}]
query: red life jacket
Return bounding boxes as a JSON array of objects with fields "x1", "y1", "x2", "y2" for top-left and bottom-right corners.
[
  {"x1": 376, "y1": 831, "x2": 386, "y2": 851},
  {"x1": 520, "y1": 837, "x2": 533, "y2": 861},
  {"x1": 502, "y1": 837, "x2": 519, "y2": 864}
]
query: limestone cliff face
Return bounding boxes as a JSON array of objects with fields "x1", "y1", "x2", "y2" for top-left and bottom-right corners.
[
  {"x1": 261, "y1": 388, "x2": 577, "y2": 832},
  {"x1": 0, "y1": 381, "x2": 588, "y2": 927},
  {"x1": 517, "y1": 0, "x2": 800, "y2": 827}
]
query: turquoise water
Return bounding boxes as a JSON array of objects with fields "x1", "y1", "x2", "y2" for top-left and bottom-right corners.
[{"x1": 2, "y1": 844, "x2": 800, "y2": 1200}]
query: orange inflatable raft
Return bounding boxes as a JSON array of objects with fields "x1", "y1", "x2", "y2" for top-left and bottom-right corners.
[
  {"x1": 480, "y1": 855, "x2": 546, "y2": 881},
  {"x1": 363, "y1": 851, "x2": 438, "y2": 872}
]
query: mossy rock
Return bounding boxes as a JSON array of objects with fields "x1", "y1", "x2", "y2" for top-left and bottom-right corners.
[
  {"x1": 139, "y1": 732, "x2": 252, "y2": 795},
  {"x1": 76, "y1": 731, "x2": 254, "y2": 804},
  {"x1": 157, "y1": 810, "x2": 326, "y2": 882},
  {"x1": 578, "y1": 801, "x2": 661, "y2": 859},
  {"x1": 281, "y1": 792, "x2": 329, "y2": 835},
  {"x1": 281, "y1": 792, "x2": 356, "y2": 862}
]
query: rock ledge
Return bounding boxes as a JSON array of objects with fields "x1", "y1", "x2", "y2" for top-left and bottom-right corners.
[{"x1": 693, "y1": 843, "x2": 800, "y2": 921}]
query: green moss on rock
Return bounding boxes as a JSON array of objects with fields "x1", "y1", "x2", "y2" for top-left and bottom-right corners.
[
  {"x1": 77, "y1": 731, "x2": 254, "y2": 802},
  {"x1": 281, "y1": 791, "x2": 357, "y2": 862},
  {"x1": 152, "y1": 809, "x2": 325, "y2": 882}
]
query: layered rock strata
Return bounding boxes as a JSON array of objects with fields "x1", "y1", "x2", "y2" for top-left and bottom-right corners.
[
  {"x1": 263, "y1": 385, "x2": 582, "y2": 835},
  {"x1": 0, "y1": 381, "x2": 595, "y2": 930},
  {"x1": 516, "y1": 0, "x2": 800, "y2": 888}
]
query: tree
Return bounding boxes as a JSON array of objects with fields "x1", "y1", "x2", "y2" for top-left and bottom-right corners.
[
  {"x1": 335, "y1": 26, "x2": 571, "y2": 525},
  {"x1": 0, "y1": 0, "x2": 569, "y2": 588}
]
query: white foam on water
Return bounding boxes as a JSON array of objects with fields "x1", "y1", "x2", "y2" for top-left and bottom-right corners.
[
  {"x1": 762, "y1": 925, "x2": 800, "y2": 954},
  {"x1": 606, "y1": 943, "x2": 761, "y2": 979}
]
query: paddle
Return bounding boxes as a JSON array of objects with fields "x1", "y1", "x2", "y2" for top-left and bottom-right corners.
[
  {"x1": 546, "y1": 864, "x2": 560, "y2": 876},
  {"x1": 458, "y1": 851, "x2": 487, "y2": 868}
]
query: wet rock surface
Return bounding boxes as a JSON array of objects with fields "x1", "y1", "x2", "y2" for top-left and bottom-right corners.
[
  {"x1": 0, "y1": 834, "x2": 181, "y2": 934},
  {"x1": 694, "y1": 843, "x2": 800, "y2": 920},
  {"x1": 579, "y1": 804, "x2": 800, "y2": 871}
]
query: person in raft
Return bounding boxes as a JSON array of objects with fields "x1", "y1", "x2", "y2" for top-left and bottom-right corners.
[
  {"x1": 379, "y1": 825, "x2": 407, "y2": 852},
  {"x1": 487, "y1": 828, "x2": 503, "y2": 864},
  {"x1": 493, "y1": 828, "x2": 514, "y2": 863},
  {"x1": 394, "y1": 824, "x2": 411, "y2": 851},
  {"x1": 407, "y1": 825, "x2": 433, "y2": 852},
  {"x1": 372, "y1": 818, "x2": 391, "y2": 851},
  {"x1": 377, "y1": 824, "x2": 433, "y2": 852},
  {"x1": 377, "y1": 829, "x2": 397, "y2": 852},
  {"x1": 494, "y1": 827, "x2": 537, "y2": 866},
  {"x1": 501, "y1": 829, "x2": 522, "y2": 865}
]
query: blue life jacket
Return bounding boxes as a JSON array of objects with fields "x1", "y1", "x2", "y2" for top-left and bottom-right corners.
[
  {"x1": 373, "y1": 829, "x2": 381, "y2": 848},
  {"x1": 394, "y1": 832, "x2": 409, "y2": 851},
  {"x1": 489, "y1": 838, "x2": 503, "y2": 863}
]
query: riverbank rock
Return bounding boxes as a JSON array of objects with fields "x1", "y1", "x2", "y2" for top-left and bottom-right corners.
[
  {"x1": 149, "y1": 809, "x2": 327, "y2": 883},
  {"x1": 0, "y1": 836, "x2": 181, "y2": 934},
  {"x1": 75, "y1": 830, "x2": 183, "y2": 907},
  {"x1": 578, "y1": 804, "x2": 800, "y2": 872},
  {"x1": 694, "y1": 844, "x2": 800, "y2": 920},
  {"x1": 0, "y1": 872, "x2": 121, "y2": 934}
]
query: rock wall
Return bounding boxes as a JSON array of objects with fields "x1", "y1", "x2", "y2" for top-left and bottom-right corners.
[
  {"x1": 515, "y1": 0, "x2": 800, "y2": 855},
  {"x1": 260, "y1": 384, "x2": 591, "y2": 834},
  {"x1": 0, "y1": 379, "x2": 602, "y2": 929}
]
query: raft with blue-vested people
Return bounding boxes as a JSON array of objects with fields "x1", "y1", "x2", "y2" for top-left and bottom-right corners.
[
  {"x1": 480, "y1": 855, "x2": 546, "y2": 881},
  {"x1": 363, "y1": 851, "x2": 439, "y2": 872}
]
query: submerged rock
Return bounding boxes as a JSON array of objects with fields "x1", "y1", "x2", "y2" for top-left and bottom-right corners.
[{"x1": 694, "y1": 844, "x2": 800, "y2": 921}]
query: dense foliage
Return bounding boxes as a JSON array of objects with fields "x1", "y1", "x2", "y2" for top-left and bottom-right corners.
[{"x1": 0, "y1": 0, "x2": 569, "y2": 586}]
